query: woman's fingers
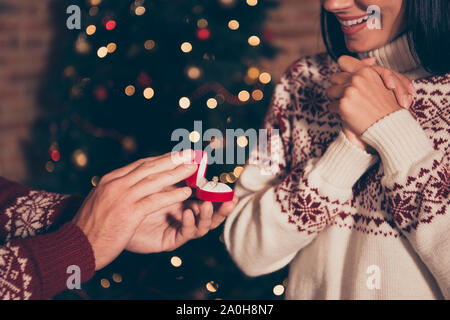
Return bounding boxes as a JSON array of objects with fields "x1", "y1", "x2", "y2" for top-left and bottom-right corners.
[
  {"x1": 180, "y1": 208, "x2": 197, "y2": 240},
  {"x1": 135, "y1": 187, "x2": 192, "y2": 220},
  {"x1": 370, "y1": 66, "x2": 414, "y2": 108},
  {"x1": 372, "y1": 65, "x2": 414, "y2": 93},
  {"x1": 329, "y1": 72, "x2": 352, "y2": 85},
  {"x1": 196, "y1": 201, "x2": 214, "y2": 237},
  {"x1": 326, "y1": 83, "x2": 348, "y2": 100},
  {"x1": 328, "y1": 100, "x2": 339, "y2": 114},
  {"x1": 210, "y1": 197, "x2": 238, "y2": 229}
]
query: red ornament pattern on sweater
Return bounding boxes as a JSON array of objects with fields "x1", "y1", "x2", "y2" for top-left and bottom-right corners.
[{"x1": 260, "y1": 53, "x2": 449, "y2": 238}]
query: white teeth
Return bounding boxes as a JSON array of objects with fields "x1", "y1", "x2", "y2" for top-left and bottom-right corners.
[{"x1": 339, "y1": 15, "x2": 369, "y2": 27}]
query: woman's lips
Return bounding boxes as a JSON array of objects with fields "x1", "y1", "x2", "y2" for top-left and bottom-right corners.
[
  {"x1": 337, "y1": 14, "x2": 370, "y2": 36},
  {"x1": 341, "y1": 21, "x2": 367, "y2": 35}
]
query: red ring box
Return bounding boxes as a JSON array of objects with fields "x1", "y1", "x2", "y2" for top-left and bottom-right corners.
[{"x1": 185, "y1": 150, "x2": 234, "y2": 202}]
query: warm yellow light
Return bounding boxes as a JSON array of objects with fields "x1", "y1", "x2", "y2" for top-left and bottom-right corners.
[
  {"x1": 273, "y1": 284, "x2": 285, "y2": 296},
  {"x1": 187, "y1": 66, "x2": 201, "y2": 80},
  {"x1": 90, "y1": 0, "x2": 102, "y2": 5},
  {"x1": 248, "y1": 35, "x2": 261, "y2": 46},
  {"x1": 89, "y1": 7, "x2": 99, "y2": 16},
  {"x1": 206, "y1": 281, "x2": 219, "y2": 293},
  {"x1": 100, "y1": 278, "x2": 110, "y2": 289},
  {"x1": 220, "y1": 0, "x2": 234, "y2": 6},
  {"x1": 125, "y1": 85, "x2": 136, "y2": 96},
  {"x1": 238, "y1": 90, "x2": 250, "y2": 102},
  {"x1": 181, "y1": 42, "x2": 193, "y2": 53},
  {"x1": 197, "y1": 18, "x2": 208, "y2": 28},
  {"x1": 122, "y1": 137, "x2": 137, "y2": 152},
  {"x1": 259, "y1": 72, "x2": 272, "y2": 84},
  {"x1": 135, "y1": 6, "x2": 146, "y2": 15},
  {"x1": 86, "y1": 25, "x2": 96, "y2": 35},
  {"x1": 112, "y1": 273, "x2": 122, "y2": 283},
  {"x1": 237, "y1": 136, "x2": 248, "y2": 147},
  {"x1": 233, "y1": 166, "x2": 244, "y2": 177},
  {"x1": 247, "y1": 67, "x2": 260, "y2": 80},
  {"x1": 189, "y1": 131, "x2": 201, "y2": 143},
  {"x1": 226, "y1": 173, "x2": 237, "y2": 183},
  {"x1": 144, "y1": 40, "x2": 155, "y2": 50},
  {"x1": 247, "y1": 0, "x2": 258, "y2": 6},
  {"x1": 73, "y1": 149, "x2": 88, "y2": 168},
  {"x1": 171, "y1": 256, "x2": 183, "y2": 267},
  {"x1": 143, "y1": 87, "x2": 155, "y2": 99},
  {"x1": 207, "y1": 98, "x2": 218, "y2": 109},
  {"x1": 97, "y1": 46, "x2": 108, "y2": 58},
  {"x1": 91, "y1": 176, "x2": 100, "y2": 187},
  {"x1": 252, "y1": 89, "x2": 264, "y2": 101},
  {"x1": 228, "y1": 20, "x2": 239, "y2": 30},
  {"x1": 64, "y1": 66, "x2": 75, "y2": 78},
  {"x1": 179, "y1": 97, "x2": 191, "y2": 109},
  {"x1": 220, "y1": 173, "x2": 229, "y2": 183},
  {"x1": 107, "y1": 42, "x2": 117, "y2": 53},
  {"x1": 45, "y1": 161, "x2": 55, "y2": 173}
]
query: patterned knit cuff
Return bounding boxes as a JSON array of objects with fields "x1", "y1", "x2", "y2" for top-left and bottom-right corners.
[
  {"x1": 361, "y1": 109, "x2": 435, "y2": 177},
  {"x1": 18, "y1": 222, "x2": 95, "y2": 299},
  {"x1": 307, "y1": 131, "x2": 378, "y2": 198}
]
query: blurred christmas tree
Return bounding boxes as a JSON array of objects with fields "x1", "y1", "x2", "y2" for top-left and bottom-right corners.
[{"x1": 27, "y1": 0, "x2": 288, "y2": 299}]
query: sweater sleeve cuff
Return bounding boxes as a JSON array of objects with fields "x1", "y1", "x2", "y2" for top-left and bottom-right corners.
[
  {"x1": 17, "y1": 222, "x2": 95, "y2": 299},
  {"x1": 307, "y1": 131, "x2": 378, "y2": 196},
  {"x1": 361, "y1": 109, "x2": 435, "y2": 177}
]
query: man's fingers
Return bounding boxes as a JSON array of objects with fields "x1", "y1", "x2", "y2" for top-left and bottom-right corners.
[
  {"x1": 132, "y1": 163, "x2": 197, "y2": 197},
  {"x1": 338, "y1": 55, "x2": 366, "y2": 73},
  {"x1": 330, "y1": 72, "x2": 352, "y2": 85},
  {"x1": 136, "y1": 187, "x2": 192, "y2": 218},
  {"x1": 124, "y1": 150, "x2": 195, "y2": 186},
  {"x1": 100, "y1": 154, "x2": 165, "y2": 184},
  {"x1": 101, "y1": 150, "x2": 194, "y2": 185}
]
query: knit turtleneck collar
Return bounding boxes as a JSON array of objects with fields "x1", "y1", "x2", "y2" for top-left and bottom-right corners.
[{"x1": 358, "y1": 33, "x2": 431, "y2": 80}]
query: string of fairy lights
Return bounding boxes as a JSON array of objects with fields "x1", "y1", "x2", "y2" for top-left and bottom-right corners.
[{"x1": 47, "y1": 0, "x2": 287, "y2": 297}]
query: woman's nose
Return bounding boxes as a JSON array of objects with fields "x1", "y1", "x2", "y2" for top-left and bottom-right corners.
[{"x1": 322, "y1": 0, "x2": 354, "y2": 12}]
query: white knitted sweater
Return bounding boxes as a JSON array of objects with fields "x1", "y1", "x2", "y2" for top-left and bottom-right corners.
[{"x1": 224, "y1": 34, "x2": 449, "y2": 299}]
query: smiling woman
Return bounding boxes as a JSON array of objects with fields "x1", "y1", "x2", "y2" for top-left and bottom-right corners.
[
  {"x1": 321, "y1": 0, "x2": 450, "y2": 74},
  {"x1": 224, "y1": 0, "x2": 450, "y2": 300}
]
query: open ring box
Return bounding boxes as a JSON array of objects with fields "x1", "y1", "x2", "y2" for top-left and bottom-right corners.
[{"x1": 185, "y1": 150, "x2": 234, "y2": 202}]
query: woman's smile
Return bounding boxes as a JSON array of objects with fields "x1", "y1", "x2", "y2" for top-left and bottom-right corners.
[{"x1": 337, "y1": 13, "x2": 371, "y2": 35}]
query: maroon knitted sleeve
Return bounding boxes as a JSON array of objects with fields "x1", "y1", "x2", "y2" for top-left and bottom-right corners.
[
  {"x1": 0, "y1": 177, "x2": 84, "y2": 242},
  {"x1": 0, "y1": 177, "x2": 96, "y2": 299},
  {"x1": 1, "y1": 222, "x2": 95, "y2": 299}
]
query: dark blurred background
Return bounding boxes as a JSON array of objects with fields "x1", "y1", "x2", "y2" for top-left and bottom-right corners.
[{"x1": 0, "y1": 0, "x2": 324, "y2": 299}]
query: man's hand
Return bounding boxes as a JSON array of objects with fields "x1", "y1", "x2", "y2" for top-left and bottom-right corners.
[
  {"x1": 126, "y1": 195, "x2": 238, "y2": 254},
  {"x1": 72, "y1": 150, "x2": 198, "y2": 271}
]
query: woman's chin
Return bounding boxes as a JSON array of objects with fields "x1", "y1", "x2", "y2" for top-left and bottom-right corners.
[{"x1": 344, "y1": 38, "x2": 380, "y2": 54}]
